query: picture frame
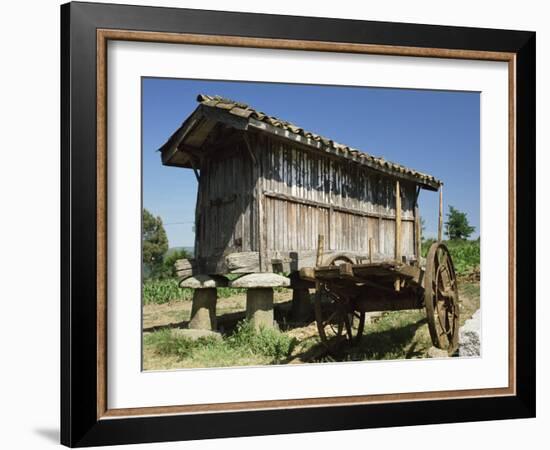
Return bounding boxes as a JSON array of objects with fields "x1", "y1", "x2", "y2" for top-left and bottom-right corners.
[{"x1": 61, "y1": 1, "x2": 535, "y2": 447}]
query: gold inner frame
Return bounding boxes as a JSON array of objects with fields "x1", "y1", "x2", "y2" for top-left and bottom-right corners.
[{"x1": 96, "y1": 29, "x2": 517, "y2": 420}]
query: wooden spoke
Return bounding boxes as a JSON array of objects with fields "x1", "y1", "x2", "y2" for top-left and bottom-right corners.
[
  {"x1": 424, "y1": 242, "x2": 460, "y2": 355},
  {"x1": 314, "y1": 254, "x2": 366, "y2": 354}
]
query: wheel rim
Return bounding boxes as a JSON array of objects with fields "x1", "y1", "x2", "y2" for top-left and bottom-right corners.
[{"x1": 424, "y1": 242, "x2": 460, "y2": 354}]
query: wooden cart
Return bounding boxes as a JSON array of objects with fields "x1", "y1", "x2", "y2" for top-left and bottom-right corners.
[{"x1": 299, "y1": 237, "x2": 460, "y2": 355}]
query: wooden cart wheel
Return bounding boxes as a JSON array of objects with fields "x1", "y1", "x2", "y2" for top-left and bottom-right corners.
[
  {"x1": 314, "y1": 254, "x2": 366, "y2": 352},
  {"x1": 424, "y1": 242, "x2": 460, "y2": 355}
]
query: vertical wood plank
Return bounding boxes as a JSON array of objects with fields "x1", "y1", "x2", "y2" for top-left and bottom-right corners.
[
  {"x1": 395, "y1": 180, "x2": 402, "y2": 261},
  {"x1": 415, "y1": 203, "x2": 421, "y2": 260},
  {"x1": 438, "y1": 185, "x2": 443, "y2": 242},
  {"x1": 316, "y1": 234, "x2": 325, "y2": 266}
]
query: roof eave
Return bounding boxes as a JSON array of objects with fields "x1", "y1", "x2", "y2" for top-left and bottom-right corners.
[{"x1": 247, "y1": 117, "x2": 441, "y2": 190}]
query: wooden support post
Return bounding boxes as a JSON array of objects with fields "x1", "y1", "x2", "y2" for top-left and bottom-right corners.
[
  {"x1": 189, "y1": 157, "x2": 200, "y2": 182},
  {"x1": 316, "y1": 234, "x2": 325, "y2": 267},
  {"x1": 258, "y1": 191, "x2": 266, "y2": 271},
  {"x1": 368, "y1": 237, "x2": 374, "y2": 263},
  {"x1": 193, "y1": 165, "x2": 202, "y2": 262},
  {"x1": 415, "y1": 206, "x2": 421, "y2": 261},
  {"x1": 395, "y1": 180, "x2": 402, "y2": 262},
  {"x1": 438, "y1": 185, "x2": 443, "y2": 242},
  {"x1": 394, "y1": 277, "x2": 401, "y2": 292},
  {"x1": 328, "y1": 206, "x2": 333, "y2": 250},
  {"x1": 250, "y1": 134, "x2": 266, "y2": 272}
]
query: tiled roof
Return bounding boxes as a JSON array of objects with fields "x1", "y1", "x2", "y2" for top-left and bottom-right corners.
[{"x1": 196, "y1": 94, "x2": 442, "y2": 187}]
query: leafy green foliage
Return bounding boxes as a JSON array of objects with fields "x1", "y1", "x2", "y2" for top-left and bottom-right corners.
[
  {"x1": 422, "y1": 238, "x2": 480, "y2": 276},
  {"x1": 144, "y1": 320, "x2": 298, "y2": 366},
  {"x1": 142, "y1": 209, "x2": 169, "y2": 279},
  {"x1": 444, "y1": 239, "x2": 480, "y2": 275},
  {"x1": 162, "y1": 248, "x2": 191, "y2": 278},
  {"x1": 445, "y1": 205, "x2": 475, "y2": 240}
]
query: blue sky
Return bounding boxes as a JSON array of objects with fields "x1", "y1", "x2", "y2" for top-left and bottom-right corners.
[{"x1": 142, "y1": 78, "x2": 480, "y2": 248}]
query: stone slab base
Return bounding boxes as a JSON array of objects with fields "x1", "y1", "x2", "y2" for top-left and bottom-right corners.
[{"x1": 172, "y1": 328, "x2": 222, "y2": 341}]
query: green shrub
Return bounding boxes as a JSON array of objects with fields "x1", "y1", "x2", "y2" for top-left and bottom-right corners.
[
  {"x1": 145, "y1": 320, "x2": 297, "y2": 365},
  {"x1": 227, "y1": 321, "x2": 298, "y2": 361},
  {"x1": 422, "y1": 239, "x2": 480, "y2": 276},
  {"x1": 445, "y1": 239, "x2": 480, "y2": 275}
]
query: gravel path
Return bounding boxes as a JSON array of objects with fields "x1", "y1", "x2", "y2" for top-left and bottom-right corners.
[{"x1": 459, "y1": 308, "x2": 481, "y2": 357}]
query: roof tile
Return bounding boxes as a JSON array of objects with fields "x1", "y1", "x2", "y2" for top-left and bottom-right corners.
[{"x1": 196, "y1": 94, "x2": 441, "y2": 186}]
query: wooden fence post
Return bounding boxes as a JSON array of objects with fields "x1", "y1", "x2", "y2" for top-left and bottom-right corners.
[
  {"x1": 395, "y1": 180, "x2": 402, "y2": 262},
  {"x1": 438, "y1": 185, "x2": 443, "y2": 242}
]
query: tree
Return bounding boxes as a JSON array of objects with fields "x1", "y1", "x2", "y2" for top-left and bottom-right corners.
[
  {"x1": 163, "y1": 248, "x2": 191, "y2": 278},
  {"x1": 142, "y1": 208, "x2": 168, "y2": 278},
  {"x1": 445, "y1": 206, "x2": 475, "y2": 240}
]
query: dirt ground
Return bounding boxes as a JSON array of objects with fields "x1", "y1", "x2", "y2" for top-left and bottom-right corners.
[{"x1": 143, "y1": 280, "x2": 480, "y2": 370}]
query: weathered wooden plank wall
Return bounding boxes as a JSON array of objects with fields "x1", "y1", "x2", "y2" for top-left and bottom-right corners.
[
  {"x1": 196, "y1": 143, "x2": 256, "y2": 263},
  {"x1": 260, "y1": 137, "x2": 416, "y2": 260},
  {"x1": 195, "y1": 132, "x2": 418, "y2": 273}
]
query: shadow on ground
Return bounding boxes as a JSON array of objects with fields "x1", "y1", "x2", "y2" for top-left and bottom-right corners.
[
  {"x1": 284, "y1": 317, "x2": 428, "y2": 363},
  {"x1": 143, "y1": 300, "x2": 296, "y2": 335}
]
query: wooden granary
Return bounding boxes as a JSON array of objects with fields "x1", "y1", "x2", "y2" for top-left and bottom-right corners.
[
  {"x1": 160, "y1": 94, "x2": 442, "y2": 276},
  {"x1": 160, "y1": 95, "x2": 459, "y2": 353}
]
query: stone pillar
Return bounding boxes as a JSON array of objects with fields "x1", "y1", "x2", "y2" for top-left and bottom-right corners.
[
  {"x1": 189, "y1": 288, "x2": 217, "y2": 330},
  {"x1": 246, "y1": 288, "x2": 274, "y2": 330},
  {"x1": 180, "y1": 274, "x2": 228, "y2": 331},
  {"x1": 230, "y1": 273, "x2": 290, "y2": 330}
]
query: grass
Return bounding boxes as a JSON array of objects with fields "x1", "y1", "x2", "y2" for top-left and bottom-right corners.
[
  {"x1": 143, "y1": 279, "x2": 480, "y2": 369},
  {"x1": 142, "y1": 278, "x2": 247, "y2": 305},
  {"x1": 144, "y1": 320, "x2": 298, "y2": 368},
  {"x1": 143, "y1": 279, "x2": 188, "y2": 305},
  {"x1": 318, "y1": 282, "x2": 481, "y2": 363},
  {"x1": 422, "y1": 238, "x2": 480, "y2": 276}
]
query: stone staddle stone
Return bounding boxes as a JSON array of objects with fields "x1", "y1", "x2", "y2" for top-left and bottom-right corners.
[
  {"x1": 230, "y1": 273, "x2": 290, "y2": 330},
  {"x1": 179, "y1": 274, "x2": 228, "y2": 289},
  {"x1": 229, "y1": 273, "x2": 290, "y2": 289},
  {"x1": 245, "y1": 288, "x2": 275, "y2": 330},
  {"x1": 181, "y1": 275, "x2": 228, "y2": 331},
  {"x1": 172, "y1": 328, "x2": 222, "y2": 341}
]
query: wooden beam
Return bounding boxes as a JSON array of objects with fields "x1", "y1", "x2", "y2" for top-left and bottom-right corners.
[
  {"x1": 415, "y1": 204, "x2": 421, "y2": 260},
  {"x1": 242, "y1": 133, "x2": 257, "y2": 165},
  {"x1": 263, "y1": 190, "x2": 415, "y2": 222},
  {"x1": 316, "y1": 234, "x2": 325, "y2": 267},
  {"x1": 439, "y1": 186, "x2": 444, "y2": 241},
  {"x1": 174, "y1": 258, "x2": 198, "y2": 280},
  {"x1": 414, "y1": 184, "x2": 421, "y2": 260},
  {"x1": 299, "y1": 267, "x2": 317, "y2": 282},
  {"x1": 250, "y1": 135, "x2": 266, "y2": 272},
  {"x1": 368, "y1": 237, "x2": 374, "y2": 263},
  {"x1": 225, "y1": 252, "x2": 260, "y2": 273},
  {"x1": 356, "y1": 295, "x2": 419, "y2": 313},
  {"x1": 395, "y1": 180, "x2": 402, "y2": 262}
]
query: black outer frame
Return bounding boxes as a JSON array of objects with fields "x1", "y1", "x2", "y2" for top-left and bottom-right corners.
[{"x1": 60, "y1": 1, "x2": 536, "y2": 447}]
